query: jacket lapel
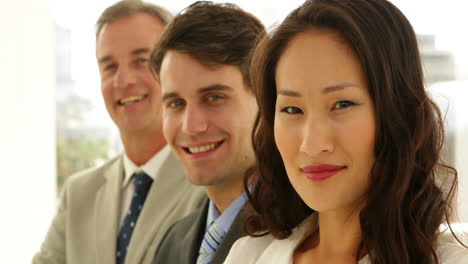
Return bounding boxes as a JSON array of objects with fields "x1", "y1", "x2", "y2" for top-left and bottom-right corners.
[
  {"x1": 95, "y1": 155, "x2": 124, "y2": 264},
  {"x1": 151, "y1": 201, "x2": 209, "y2": 264},
  {"x1": 124, "y1": 153, "x2": 188, "y2": 264},
  {"x1": 187, "y1": 201, "x2": 209, "y2": 264},
  {"x1": 257, "y1": 214, "x2": 318, "y2": 264},
  {"x1": 211, "y1": 206, "x2": 247, "y2": 264}
]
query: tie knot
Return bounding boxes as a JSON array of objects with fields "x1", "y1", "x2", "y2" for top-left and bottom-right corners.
[{"x1": 132, "y1": 172, "x2": 153, "y2": 194}]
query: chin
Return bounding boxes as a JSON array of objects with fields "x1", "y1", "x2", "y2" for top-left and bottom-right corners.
[
  {"x1": 185, "y1": 172, "x2": 211, "y2": 186},
  {"x1": 302, "y1": 197, "x2": 337, "y2": 213}
]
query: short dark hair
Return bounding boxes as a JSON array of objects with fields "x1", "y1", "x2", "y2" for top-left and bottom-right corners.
[
  {"x1": 245, "y1": 0, "x2": 462, "y2": 263},
  {"x1": 150, "y1": 1, "x2": 265, "y2": 88},
  {"x1": 96, "y1": 0, "x2": 173, "y2": 41}
]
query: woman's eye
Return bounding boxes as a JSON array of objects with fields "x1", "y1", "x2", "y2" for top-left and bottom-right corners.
[
  {"x1": 280, "y1": 106, "x2": 303, "y2": 114},
  {"x1": 332, "y1": 100, "x2": 355, "y2": 110}
]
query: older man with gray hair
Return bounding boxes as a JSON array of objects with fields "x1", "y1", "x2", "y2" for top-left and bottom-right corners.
[{"x1": 33, "y1": 1, "x2": 205, "y2": 264}]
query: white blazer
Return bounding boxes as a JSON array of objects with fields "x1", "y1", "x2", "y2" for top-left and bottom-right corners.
[{"x1": 224, "y1": 213, "x2": 468, "y2": 264}]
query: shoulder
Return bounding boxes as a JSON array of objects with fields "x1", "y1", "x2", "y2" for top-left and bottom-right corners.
[
  {"x1": 225, "y1": 214, "x2": 318, "y2": 264},
  {"x1": 233, "y1": 234, "x2": 275, "y2": 252},
  {"x1": 437, "y1": 231, "x2": 468, "y2": 264},
  {"x1": 173, "y1": 208, "x2": 205, "y2": 231},
  {"x1": 153, "y1": 206, "x2": 207, "y2": 263},
  {"x1": 158, "y1": 151, "x2": 184, "y2": 178},
  {"x1": 64, "y1": 154, "x2": 122, "y2": 189},
  {"x1": 161, "y1": 204, "x2": 207, "y2": 242},
  {"x1": 224, "y1": 234, "x2": 275, "y2": 264},
  {"x1": 156, "y1": 151, "x2": 191, "y2": 189},
  {"x1": 60, "y1": 154, "x2": 123, "y2": 201},
  {"x1": 152, "y1": 151, "x2": 207, "y2": 209}
]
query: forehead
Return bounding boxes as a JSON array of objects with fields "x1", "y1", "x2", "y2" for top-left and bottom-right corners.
[
  {"x1": 159, "y1": 51, "x2": 247, "y2": 96},
  {"x1": 96, "y1": 13, "x2": 164, "y2": 57},
  {"x1": 276, "y1": 29, "x2": 364, "y2": 91}
]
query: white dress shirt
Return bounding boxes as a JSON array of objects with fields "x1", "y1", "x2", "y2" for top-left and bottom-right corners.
[{"x1": 119, "y1": 145, "x2": 171, "y2": 227}]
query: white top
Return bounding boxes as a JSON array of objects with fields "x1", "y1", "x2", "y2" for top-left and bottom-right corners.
[
  {"x1": 119, "y1": 145, "x2": 171, "y2": 226},
  {"x1": 224, "y1": 213, "x2": 468, "y2": 264}
]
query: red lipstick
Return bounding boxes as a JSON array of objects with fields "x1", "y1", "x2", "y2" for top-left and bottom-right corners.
[{"x1": 301, "y1": 164, "x2": 345, "y2": 181}]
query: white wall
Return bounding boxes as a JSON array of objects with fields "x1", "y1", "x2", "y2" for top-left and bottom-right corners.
[
  {"x1": 448, "y1": 84, "x2": 468, "y2": 222},
  {"x1": 430, "y1": 82, "x2": 468, "y2": 223},
  {"x1": 0, "y1": 0, "x2": 56, "y2": 262}
]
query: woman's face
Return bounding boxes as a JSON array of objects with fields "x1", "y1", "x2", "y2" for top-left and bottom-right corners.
[{"x1": 274, "y1": 29, "x2": 376, "y2": 213}]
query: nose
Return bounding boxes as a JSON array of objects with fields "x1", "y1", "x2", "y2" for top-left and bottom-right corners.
[
  {"x1": 299, "y1": 117, "x2": 335, "y2": 156},
  {"x1": 113, "y1": 65, "x2": 137, "y2": 89},
  {"x1": 181, "y1": 104, "x2": 208, "y2": 136}
]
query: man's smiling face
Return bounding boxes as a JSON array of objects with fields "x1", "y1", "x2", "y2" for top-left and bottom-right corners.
[
  {"x1": 159, "y1": 51, "x2": 258, "y2": 188},
  {"x1": 96, "y1": 13, "x2": 164, "y2": 136}
]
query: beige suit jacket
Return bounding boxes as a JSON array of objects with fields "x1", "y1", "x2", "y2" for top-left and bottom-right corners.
[{"x1": 33, "y1": 153, "x2": 206, "y2": 264}]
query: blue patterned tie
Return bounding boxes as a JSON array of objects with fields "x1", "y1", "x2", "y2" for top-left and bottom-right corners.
[
  {"x1": 116, "y1": 172, "x2": 153, "y2": 264},
  {"x1": 196, "y1": 222, "x2": 226, "y2": 264}
]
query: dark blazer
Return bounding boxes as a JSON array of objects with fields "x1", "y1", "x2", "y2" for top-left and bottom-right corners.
[{"x1": 152, "y1": 200, "x2": 247, "y2": 264}]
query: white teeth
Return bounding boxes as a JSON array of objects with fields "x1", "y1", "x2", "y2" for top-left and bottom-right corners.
[
  {"x1": 188, "y1": 143, "x2": 216, "y2": 154},
  {"x1": 119, "y1": 95, "x2": 145, "y2": 105}
]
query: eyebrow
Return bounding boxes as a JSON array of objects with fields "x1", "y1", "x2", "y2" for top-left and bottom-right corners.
[
  {"x1": 277, "y1": 82, "x2": 359, "y2": 97},
  {"x1": 277, "y1": 90, "x2": 302, "y2": 97},
  {"x1": 161, "y1": 84, "x2": 233, "y2": 102},
  {"x1": 198, "y1": 84, "x2": 233, "y2": 93},
  {"x1": 98, "y1": 48, "x2": 151, "y2": 65},
  {"x1": 322, "y1": 82, "x2": 359, "y2": 94}
]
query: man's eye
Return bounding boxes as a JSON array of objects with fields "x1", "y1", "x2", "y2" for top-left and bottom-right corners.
[
  {"x1": 168, "y1": 100, "x2": 185, "y2": 109},
  {"x1": 332, "y1": 100, "x2": 355, "y2": 110},
  {"x1": 135, "y1": 58, "x2": 149, "y2": 67},
  {"x1": 104, "y1": 64, "x2": 116, "y2": 71},
  {"x1": 206, "y1": 94, "x2": 224, "y2": 102},
  {"x1": 137, "y1": 58, "x2": 148, "y2": 63},
  {"x1": 280, "y1": 106, "x2": 303, "y2": 114}
]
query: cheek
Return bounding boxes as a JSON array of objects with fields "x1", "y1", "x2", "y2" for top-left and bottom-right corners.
[
  {"x1": 238, "y1": 101, "x2": 258, "y2": 136},
  {"x1": 245, "y1": 96, "x2": 259, "y2": 123},
  {"x1": 274, "y1": 118, "x2": 294, "y2": 163},
  {"x1": 356, "y1": 114, "x2": 375, "y2": 160},
  {"x1": 162, "y1": 114, "x2": 178, "y2": 142},
  {"x1": 142, "y1": 72, "x2": 161, "y2": 92},
  {"x1": 208, "y1": 103, "x2": 240, "y2": 131},
  {"x1": 101, "y1": 81, "x2": 113, "y2": 103},
  {"x1": 342, "y1": 111, "x2": 376, "y2": 180}
]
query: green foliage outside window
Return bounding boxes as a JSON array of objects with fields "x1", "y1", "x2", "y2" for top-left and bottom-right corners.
[{"x1": 56, "y1": 136, "x2": 109, "y2": 194}]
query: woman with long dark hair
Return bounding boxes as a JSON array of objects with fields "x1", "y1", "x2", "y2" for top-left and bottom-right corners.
[{"x1": 224, "y1": 0, "x2": 467, "y2": 263}]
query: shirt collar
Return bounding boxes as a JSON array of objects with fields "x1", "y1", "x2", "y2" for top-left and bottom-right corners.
[
  {"x1": 205, "y1": 191, "x2": 248, "y2": 234},
  {"x1": 122, "y1": 145, "x2": 171, "y2": 189}
]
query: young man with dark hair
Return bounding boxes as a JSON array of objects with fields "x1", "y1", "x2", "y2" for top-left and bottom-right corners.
[
  {"x1": 150, "y1": 2, "x2": 265, "y2": 264},
  {"x1": 33, "y1": 1, "x2": 205, "y2": 264}
]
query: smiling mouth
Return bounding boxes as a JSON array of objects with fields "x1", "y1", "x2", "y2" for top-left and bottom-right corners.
[
  {"x1": 118, "y1": 95, "x2": 148, "y2": 105},
  {"x1": 184, "y1": 140, "x2": 224, "y2": 154}
]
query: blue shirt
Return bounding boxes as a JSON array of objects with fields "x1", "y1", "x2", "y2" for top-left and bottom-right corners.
[{"x1": 204, "y1": 192, "x2": 248, "y2": 234}]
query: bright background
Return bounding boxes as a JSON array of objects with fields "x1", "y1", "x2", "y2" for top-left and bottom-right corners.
[{"x1": 1, "y1": 0, "x2": 467, "y2": 262}]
